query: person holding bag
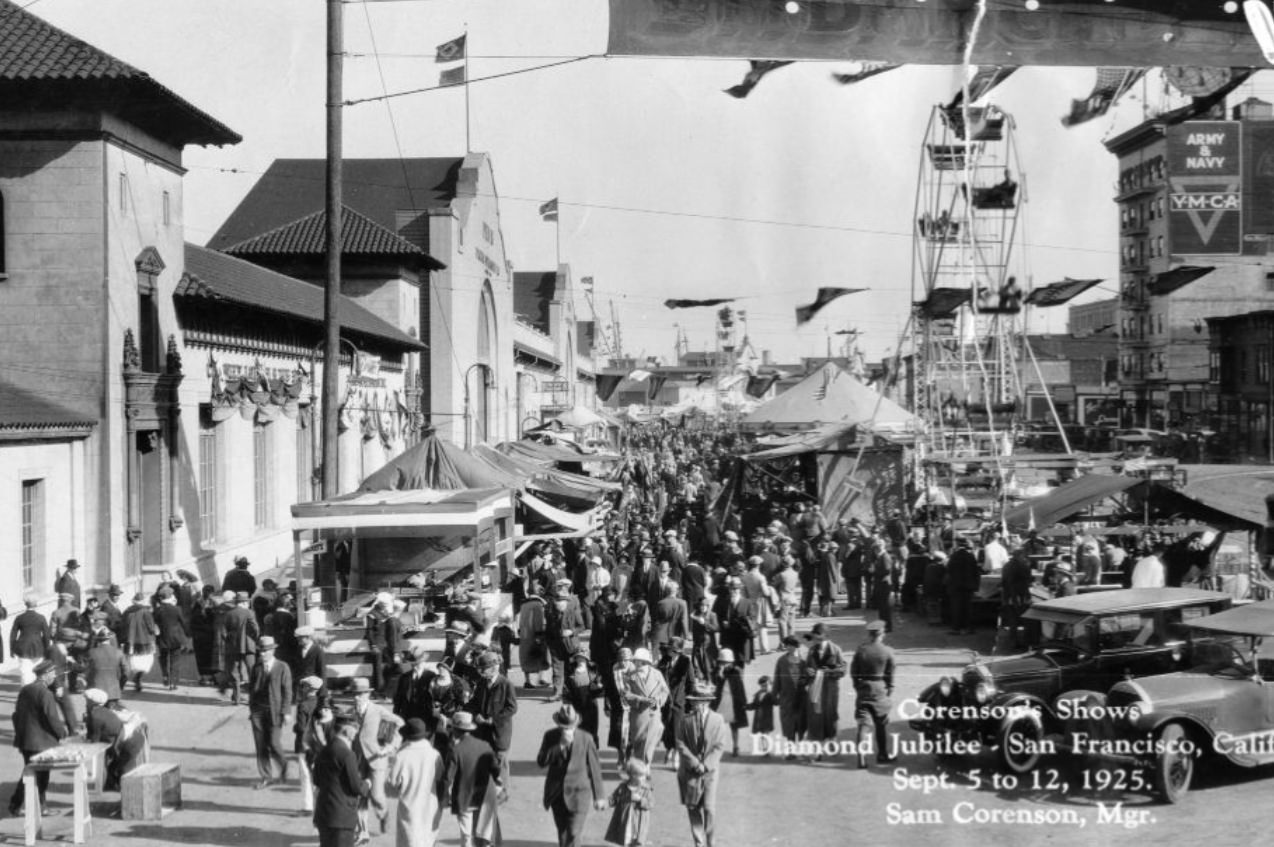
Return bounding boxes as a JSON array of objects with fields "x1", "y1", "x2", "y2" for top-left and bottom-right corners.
[{"x1": 675, "y1": 681, "x2": 729, "y2": 847}]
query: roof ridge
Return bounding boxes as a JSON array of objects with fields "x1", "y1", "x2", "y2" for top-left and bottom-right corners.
[{"x1": 221, "y1": 204, "x2": 426, "y2": 256}]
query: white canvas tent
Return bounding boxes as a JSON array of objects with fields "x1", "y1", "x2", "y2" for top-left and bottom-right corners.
[{"x1": 739, "y1": 362, "x2": 918, "y2": 433}]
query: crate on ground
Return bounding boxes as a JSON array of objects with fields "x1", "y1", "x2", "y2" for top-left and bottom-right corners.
[{"x1": 120, "y1": 762, "x2": 181, "y2": 820}]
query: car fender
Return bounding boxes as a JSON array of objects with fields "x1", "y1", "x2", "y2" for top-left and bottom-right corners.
[
  {"x1": 990, "y1": 691, "x2": 1055, "y2": 729},
  {"x1": 1129, "y1": 711, "x2": 1214, "y2": 755}
]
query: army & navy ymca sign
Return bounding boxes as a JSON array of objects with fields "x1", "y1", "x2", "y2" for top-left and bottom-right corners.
[{"x1": 1167, "y1": 121, "x2": 1241, "y2": 256}]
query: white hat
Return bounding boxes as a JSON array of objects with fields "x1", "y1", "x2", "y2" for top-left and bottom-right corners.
[
  {"x1": 375, "y1": 592, "x2": 394, "y2": 608},
  {"x1": 718, "y1": 648, "x2": 736, "y2": 664},
  {"x1": 632, "y1": 647, "x2": 653, "y2": 664}
]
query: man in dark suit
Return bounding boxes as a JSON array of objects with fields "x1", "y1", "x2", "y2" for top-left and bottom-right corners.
[
  {"x1": 120, "y1": 591, "x2": 157, "y2": 693},
  {"x1": 154, "y1": 595, "x2": 190, "y2": 690},
  {"x1": 8, "y1": 659, "x2": 68, "y2": 817},
  {"x1": 312, "y1": 713, "x2": 369, "y2": 847},
  {"x1": 9, "y1": 596, "x2": 50, "y2": 674},
  {"x1": 537, "y1": 703, "x2": 606, "y2": 847},
  {"x1": 100, "y1": 585, "x2": 125, "y2": 640},
  {"x1": 712, "y1": 578, "x2": 756, "y2": 667},
  {"x1": 222, "y1": 556, "x2": 257, "y2": 596},
  {"x1": 651, "y1": 583, "x2": 689, "y2": 650},
  {"x1": 469, "y1": 651, "x2": 517, "y2": 778},
  {"x1": 222, "y1": 591, "x2": 260, "y2": 704},
  {"x1": 679, "y1": 559, "x2": 707, "y2": 609},
  {"x1": 248, "y1": 636, "x2": 293, "y2": 788},
  {"x1": 446, "y1": 711, "x2": 501, "y2": 847},
  {"x1": 53, "y1": 559, "x2": 82, "y2": 610},
  {"x1": 392, "y1": 643, "x2": 435, "y2": 727}
]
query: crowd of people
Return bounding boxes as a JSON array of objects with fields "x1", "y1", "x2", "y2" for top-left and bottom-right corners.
[{"x1": 6, "y1": 423, "x2": 1234, "y2": 847}]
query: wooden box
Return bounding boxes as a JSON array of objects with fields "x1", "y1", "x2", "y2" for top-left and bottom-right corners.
[{"x1": 121, "y1": 762, "x2": 181, "y2": 820}]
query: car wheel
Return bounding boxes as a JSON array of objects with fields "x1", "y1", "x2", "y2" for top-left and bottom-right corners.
[
  {"x1": 1154, "y1": 723, "x2": 1193, "y2": 804},
  {"x1": 998, "y1": 712, "x2": 1043, "y2": 775}
]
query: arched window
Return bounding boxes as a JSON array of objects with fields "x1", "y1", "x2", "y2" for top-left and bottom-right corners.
[{"x1": 474, "y1": 282, "x2": 498, "y2": 443}]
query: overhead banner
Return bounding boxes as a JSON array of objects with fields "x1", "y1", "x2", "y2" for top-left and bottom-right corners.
[
  {"x1": 1166, "y1": 121, "x2": 1242, "y2": 256},
  {"x1": 817, "y1": 447, "x2": 906, "y2": 526},
  {"x1": 606, "y1": 0, "x2": 1264, "y2": 67}
]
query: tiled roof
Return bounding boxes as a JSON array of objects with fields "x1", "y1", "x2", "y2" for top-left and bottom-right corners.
[
  {"x1": 208, "y1": 158, "x2": 465, "y2": 253},
  {"x1": 222, "y1": 206, "x2": 444, "y2": 270},
  {"x1": 177, "y1": 244, "x2": 424, "y2": 350},
  {"x1": 0, "y1": 0, "x2": 239, "y2": 146},
  {"x1": 0, "y1": 381, "x2": 96, "y2": 432},
  {"x1": 513, "y1": 271, "x2": 557, "y2": 334}
]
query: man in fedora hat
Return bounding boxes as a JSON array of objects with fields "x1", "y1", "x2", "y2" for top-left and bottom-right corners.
[
  {"x1": 771, "y1": 635, "x2": 806, "y2": 755},
  {"x1": 392, "y1": 642, "x2": 436, "y2": 727},
  {"x1": 120, "y1": 590, "x2": 158, "y2": 693},
  {"x1": 470, "y1": 651, "x2": 517, "y2": 781},
  {"x1": 851, "y1": 620, "x2": 895, "y2": 769},
  {"x1": 387, "y1": 717, "x2": 443, "y2": 847},
  {"x1": 350, "y1": 677, "x2": 400, "y2": 842},
  {"x1": 676, "y1": 680, "x2": 729, "y2": 847},
  {"x1": 221, "y1": 590, "x2": 259, "y2": 703},
  {"x1": 536, "y1": 703, "x2": 606, "y2": 847},
  {"x1": 946, "y1": 535, "x2": 982, "y2": 636},
  {"x1": 712, "y1": 577, "x2": 755, "y2": 667},
  {"x1": 312, "y1": 712, "x2": 370, "y2": 847},
  {"x1": 8, "y1": 658, "x2": 68, "y2": 817},
  {"x1": 222, "y1": 555, "x2": 257, "y2": 596},
  {"x1": 445, "y1": 710, "x2": 501, "y2": 847},
  {"x1": 53, "y1": 559, "x2": 82, "y2": 610},
  {"x1": 248, "y1": 636, "x2": 293, "y2": 789},
  {"x1": 100, "y1": 584, "x2": 125, "y2": 640}
]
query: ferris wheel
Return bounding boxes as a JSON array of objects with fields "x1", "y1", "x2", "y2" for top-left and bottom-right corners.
[{"x1": 910, "y1": 101, "x2": 1028, "y2": 457}]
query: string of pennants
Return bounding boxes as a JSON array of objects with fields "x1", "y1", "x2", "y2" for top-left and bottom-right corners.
[{"x1": 725, "y1": 60, "x2": 1255, "y2": 128}]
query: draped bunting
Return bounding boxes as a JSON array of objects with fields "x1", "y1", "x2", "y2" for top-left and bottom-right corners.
[{"x1": 207, "y1": 355, "x2": 307, "y2": 423}]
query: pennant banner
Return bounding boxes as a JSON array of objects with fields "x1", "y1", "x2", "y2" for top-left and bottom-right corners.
[
  {"x1": 1147, "y1": 266, "x2": 1215, "y2": 296},
  {"x1": 596, "y1": 373, "x2": 624, "y2": 402},
  {"x1": 947, "y1": 65, "x2": 1018, "y2": 109},
  {"x1": 915, "y1": 287, "x2": 972, "y2": 319},
  {"x1": 664, "y1": 297, "x2": 736, "y2": 309},
  {"x1": 831, "y1": 61, "x2": 900, "y2": 86},
  {"x1": 436, "y1": 34, "x2": 467, "y2": 63},
  {"x1": 746, "y1": 373, "x2": 779, "y2": 398},
  {"x1": 1163, "y1": 65, "x2": 1235, "y2": 99},
  {"x1": 647, "y1": 375, "x2": 667, "y2": 401},
  {"x1": 1060, "y1": 67, "x2": 1146, "y2": 128},
  {"x1": 538, "y1": 198, "x2": 559, "y2": 221},
  {"x1": 725, "y1": 60, "x2": 793, "y2": 99},
  {"x1": 1024, "y1": 277, "x2": 1104, "y2": 307},
  {"x1": 795, "y1": 287, "x2": 864, "y2": 325}
]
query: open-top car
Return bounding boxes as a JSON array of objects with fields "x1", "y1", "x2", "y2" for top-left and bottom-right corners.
[
  {"x1": 908, "y1": 588, "x2": 1232, "y2": 774},
  {"x1": 1056, "y1": 599, "x2": 1274, "y2": 804}
]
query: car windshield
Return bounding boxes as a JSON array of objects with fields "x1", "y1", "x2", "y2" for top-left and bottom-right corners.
[
  {"x1": 1037, "y1": 617, "x2": 1092, "y2": 652},
  {"x1": 1189, "y1": 637, "x2": 1252, "y2": 676}
]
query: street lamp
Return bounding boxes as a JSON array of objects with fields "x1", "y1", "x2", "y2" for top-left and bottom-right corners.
[{"x1": 462, "y1": 362, "x2": 491, "y2": 448}]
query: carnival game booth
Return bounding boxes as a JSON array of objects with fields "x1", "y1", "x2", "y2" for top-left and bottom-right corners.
[{"x1": 290, "y1": 486, "x2": 516, "y2": 684}]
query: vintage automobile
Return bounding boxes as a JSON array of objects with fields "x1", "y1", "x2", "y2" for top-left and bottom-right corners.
[
  {"x1": 908, "y1": 587, "x2": 1232, "y2": 774},
  {"x1": 1057, "y1": 599, "x2": 1274, "y2": 803}
]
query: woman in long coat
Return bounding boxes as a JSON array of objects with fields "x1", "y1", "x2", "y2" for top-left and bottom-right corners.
[
  {"x1": 802, "y1": 625, "x2": 846, "y2": 744},
  {"x1": 387, "y1": 718, "x2": 444, "y2": 847},
  {"x1": 621, "y1": 648, "x2": 669, "y2": 765},
  {"x1": 517, "y1": 591, "x2": 549, "y2": 688}
]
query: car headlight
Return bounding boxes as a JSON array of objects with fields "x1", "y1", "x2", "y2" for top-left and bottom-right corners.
[
  {"x1": 974, "y1": 681, "x2": 995, "y2": 704},
  {"x1": 939, "y1": 677, "x2": 954, "y2": 698}
]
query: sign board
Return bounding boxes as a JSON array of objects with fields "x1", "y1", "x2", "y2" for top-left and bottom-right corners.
[
  {"x1": 542, "y1": 381, "x2": 570, "y2": 392},
  {"x1": 1245, "y1": 123, "x2": 1274, "y2": 236},
  {"x1": 1166, "y1": 122, "x2": 1242, "y2": 255}
]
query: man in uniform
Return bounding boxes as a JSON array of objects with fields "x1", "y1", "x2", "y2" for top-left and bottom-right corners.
[{"x1": 851, "y1": 619, "x2": 895, "y2": 769}]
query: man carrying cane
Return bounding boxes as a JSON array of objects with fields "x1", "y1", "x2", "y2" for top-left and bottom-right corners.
[{"x1": 675, "y1": 681, "x2": 729, "y2": 847}]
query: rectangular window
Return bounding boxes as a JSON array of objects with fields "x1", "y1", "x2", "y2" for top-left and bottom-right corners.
[
  {"x1": 118, "y1": 173, "x2": 128, "y2": 213},
  {"x1": 21, "y1": 479, "x2": 44, "y2": 590},
  {"x1": 198, "y1": 419, "x2": 218, "y2": 544},
  {"x1": 296, "y1": 416, "x2": 314, "y2": 504},
  {"x1": 1260, "y1": 345, "x2": 1271, "y2": 384},
  {"x1": 162, "y1": 191, "x2": 171, "y2": 225},
  {"x1": 254, "y1": 423, "x2": 271, "y2": 529}
]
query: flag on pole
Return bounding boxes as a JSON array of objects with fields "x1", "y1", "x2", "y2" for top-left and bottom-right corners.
[
  {"x1": 664, "y1": 297, "x2": 736, "y2": 309},
  {"x1": 724, "y1": 60, "x2": 794, "y2": 99},
  {"x1": 795, "y1": 287, "x2": 865, "y2": 326},
  {"x1": 580, "y1": 276, "x2": 594, "y2": 288},
  {"x1": 439, "y1": 66, "x2": 466, "y2": 87},
  {"x1": 435, "y1": 34, "x2": 467, "y2": 63},
  {"x1": 539, "y1": 198, "x2": 559, "y2": 221}
]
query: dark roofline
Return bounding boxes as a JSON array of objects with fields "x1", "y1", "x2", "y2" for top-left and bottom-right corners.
[
  {"x1": 0, "y1": 2, "x2": 239, "y2": 147},
  {"x1": 222, "y1": 206, "x2": 445, "y2": 271}
]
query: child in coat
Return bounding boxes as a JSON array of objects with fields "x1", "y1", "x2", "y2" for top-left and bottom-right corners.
[
  {"x1": 605, "y1": 758, "x2": 653, "y2": 847},
  {"x1": 744, "y1": 674, "x2": 776, "y2": 749}
]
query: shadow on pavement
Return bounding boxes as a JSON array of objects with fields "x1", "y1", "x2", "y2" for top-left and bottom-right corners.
[{"x1": 105, "y1": 824, "x2": 316, "y2": 845}]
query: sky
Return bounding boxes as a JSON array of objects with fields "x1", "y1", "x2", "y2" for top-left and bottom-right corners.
[{"x1": 27, "y1": 0, "x2": 1273, "y2": 366}]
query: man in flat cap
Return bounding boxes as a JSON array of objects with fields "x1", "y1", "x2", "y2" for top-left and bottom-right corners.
[
  {"x1": 470, "y1": 651, "x2": 518, "y2": 781},
  {"x1": 248, "y1": 636, "x2": 292, "y2": 789},
  {"x1": 7, "y1": 659, "x2": 68, "y2": 817}
]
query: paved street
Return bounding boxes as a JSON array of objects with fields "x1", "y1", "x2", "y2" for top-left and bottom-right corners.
[{"x1": 0, "y1": 611, "x2": 1268, "y2": 847}]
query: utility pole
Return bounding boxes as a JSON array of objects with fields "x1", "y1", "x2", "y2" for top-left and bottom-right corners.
[{"x1": 322, "y1": 0, "x2": 343, "y2": 499}]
